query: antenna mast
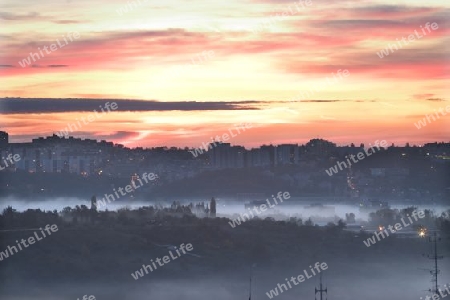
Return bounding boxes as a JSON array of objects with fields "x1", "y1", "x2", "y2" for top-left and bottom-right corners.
[
  {"x1": 427, "y1": 232, "x2": 443, "y2": 295},
  {"x1": 315, "y1": 272, "x2": 327, "y2": 300},
  {"x1": 249, "y1": 266, "x2": 252, "y2": 300}
]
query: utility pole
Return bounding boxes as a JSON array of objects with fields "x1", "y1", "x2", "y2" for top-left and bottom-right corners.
[
  {"x1": 427, "y1": 232, "x2": 443, "y2": 295},
  {"x1": 248, "y1": 273, "x2": 252, "y2": 300},
  {"x1": 249, "y1": 264, "x2": 253, "y2": 300},
  {"x1": 315, "y1": 272, "x2": 327, "y2": 300}
]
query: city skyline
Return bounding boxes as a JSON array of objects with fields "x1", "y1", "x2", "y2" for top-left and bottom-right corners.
[{"x1": 2, "y1": 128, "x2": 449, "y2": 150}]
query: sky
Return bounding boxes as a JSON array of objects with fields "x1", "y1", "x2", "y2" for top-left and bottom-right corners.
[{"x1": 0, "y1": 0, "x2": 449, "y2": 148}]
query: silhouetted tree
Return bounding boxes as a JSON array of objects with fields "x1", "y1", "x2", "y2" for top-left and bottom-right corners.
[
  {"x1": 305, "y1": 218, "x2": 314, "y2": 226},
  {"x1": 337, "y1": 219, "x2": 346, "y2": 229},
  {"x1": 346, "y1": 213, "x2": 355, "y2": 223},
  {"x1": 210, "y1": 197, "x2": 216, "y2": 217}
]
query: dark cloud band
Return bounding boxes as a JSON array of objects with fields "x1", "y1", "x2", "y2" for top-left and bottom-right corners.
[{"x1": 0, "y1": 98, "x2": 260, "y2": 114}]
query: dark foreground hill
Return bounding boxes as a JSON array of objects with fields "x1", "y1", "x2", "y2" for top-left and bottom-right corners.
[{"x1": 1, "y1": 212, "x2": 449, "y2": 300}]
